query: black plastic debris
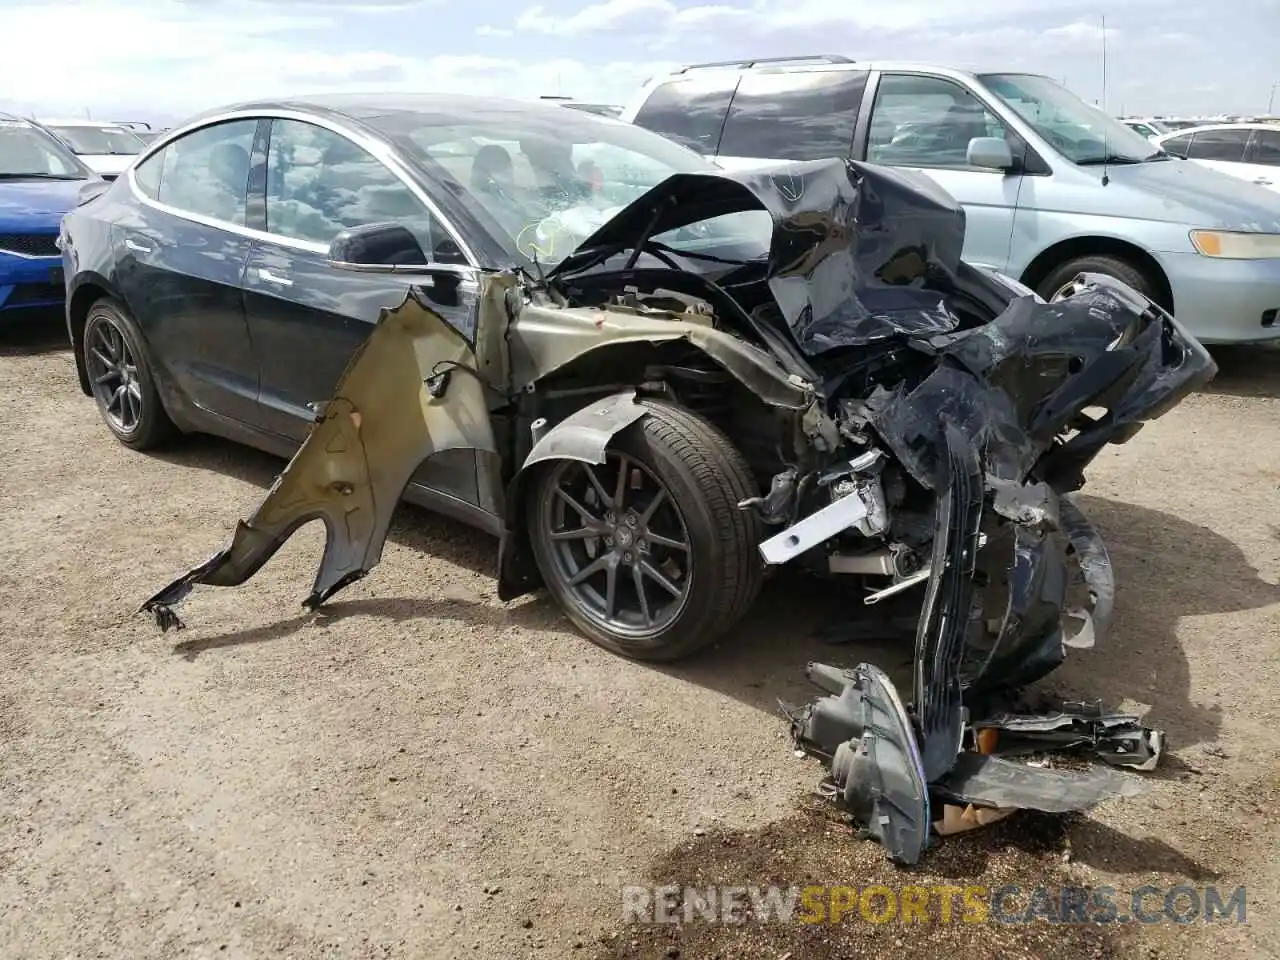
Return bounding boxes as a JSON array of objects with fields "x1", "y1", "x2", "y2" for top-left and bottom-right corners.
[
  {"x1": 786, "y1": 663, "x2": 930, "y2": 865},
  {"x1": 786, "y1": 662, "x2": 1162, "y2": 864}
]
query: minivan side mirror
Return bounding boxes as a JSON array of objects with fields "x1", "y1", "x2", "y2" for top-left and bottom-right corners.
[
  {"x1": 967, "y1": 137, "x2": 1015, "y2": 172},
  {"x1": 326, "y1": 222, "x2": 429, "y2": 271}
]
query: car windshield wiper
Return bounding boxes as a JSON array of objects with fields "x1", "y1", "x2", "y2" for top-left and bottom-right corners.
[
  {"x1": 1076, "y1": 154, "x2": 1145, "y2": 166},
  {"x1": 0, "y1": 172, "x2": 85, "y2": 180}
]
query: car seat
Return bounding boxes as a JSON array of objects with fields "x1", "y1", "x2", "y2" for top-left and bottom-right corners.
[{"x1": 471, "y1": 144, "x2": 514, "y2": 197}]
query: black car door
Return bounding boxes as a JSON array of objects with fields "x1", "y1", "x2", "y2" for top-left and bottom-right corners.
[
  {"x1": 111, "y1": 117, "x2": 264, "y2": 425},
  {"x1": 241, "y1": 115, "x2": 483, "y2": 506}
]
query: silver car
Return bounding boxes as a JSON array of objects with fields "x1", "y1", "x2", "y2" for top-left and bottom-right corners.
[{"x1": 622, "y1": 56, "x2": 1280, "y2": 344}]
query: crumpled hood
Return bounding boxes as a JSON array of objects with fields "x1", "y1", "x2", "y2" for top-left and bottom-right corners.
[
  {"x1": 554, "y1": 157, "x2": 970, "y2": 355},
  {"x1": 0, "y1": 178, "x2": 91, "y2": 231}
]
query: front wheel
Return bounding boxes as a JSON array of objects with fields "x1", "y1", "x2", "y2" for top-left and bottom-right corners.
[
  {"x1": 1036, "y1": 254, "x2": 1159, "y2": 305},
  {"x1": 527, "y1": 401, "x2": 763, "y2": 662}
]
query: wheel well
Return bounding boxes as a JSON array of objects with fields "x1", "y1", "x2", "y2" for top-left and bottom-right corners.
[
  {"x1": 68, "y1": 282, "x2": 109, "y2": 395},
  {"x1": 1018, "y1": 238, "x2": 1173, "y2": 312}
]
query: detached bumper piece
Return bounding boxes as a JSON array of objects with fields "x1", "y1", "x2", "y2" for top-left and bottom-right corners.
[
  {"x1": 780, "y1": 435, "x2": 1160, "y2": 866},
  {"x1": 786, "y1": 663, "x2": 1162, "y2": 864}
]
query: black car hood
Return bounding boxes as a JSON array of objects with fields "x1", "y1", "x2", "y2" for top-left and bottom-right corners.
[{"x1": 551, "y1": 158, "x2": 969, "y2": 355}]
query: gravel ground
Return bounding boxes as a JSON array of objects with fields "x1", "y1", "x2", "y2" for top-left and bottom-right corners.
[{"x1": 1, "y1": 314, "x2": 1278, "y2": 960}]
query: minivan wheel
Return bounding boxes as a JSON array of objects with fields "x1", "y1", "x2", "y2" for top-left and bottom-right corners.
[
  {"x1": 1036, "y1": 255, "x2": 1158, "y2": 305},
  {"x1": 82, "y1": 298, "x2": 174, "y2": 450},
  {"x1": 528, "y1": 401, "x2": 763, "y2": 662}
]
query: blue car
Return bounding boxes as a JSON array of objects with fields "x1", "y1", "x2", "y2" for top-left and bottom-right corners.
[{"x1": 0, "y1": 113, "x2": 101, "y2": 317}]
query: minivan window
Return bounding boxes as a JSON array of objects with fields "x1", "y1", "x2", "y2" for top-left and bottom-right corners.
[
  {"x1": 980, "y1": 73, "x2": 1159, "y2": 164},
  {"x1": 1160, "y1": 134, "x2": 1193, "y2": 158},
  {"x1": 1252, "y1": 129, "x2": 1280, "y2": 165},
  {"x1": 1185, "y1": 129, "x2": 1250, "y2": 162},
  {"x1": 631, "y1": 75, "x2": 736, "y2": 155},
  {"x1": 157, "y1": 119, "x2": 258, "y2": 225},
  {"x1": 716, "y1": 69, "x2": 868, "y2": 162},
  {"x1": 867, "y1": 74, "x2": 1011, "y2": 169}
]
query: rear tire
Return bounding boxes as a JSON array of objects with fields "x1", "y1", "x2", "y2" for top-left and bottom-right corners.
[
  {"x1": 528, "y1": 401, "x2": 763, "y2": 662},
  {"x1": 82, "y1": 297, "x2": 175, "y2": 450},
  {"x1": 1036, "y1": 255, "x2": 1158, "y2": 304}
]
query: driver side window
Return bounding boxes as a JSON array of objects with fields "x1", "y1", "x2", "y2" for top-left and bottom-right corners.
[
  {"x1": 265, "y1": 118, "x2": 465, "y2": 263},
  {"x1": 867, "y1": 74, "x2": 1010, "y2": 170}
]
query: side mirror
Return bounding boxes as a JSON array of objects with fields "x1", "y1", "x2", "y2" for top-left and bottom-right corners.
[
  {"x1": 967, "y1": 136, "x2": 1015, "y2": 172},
  {"x1": 326, "y1": 222, "x2": 428, "y2": 271}
]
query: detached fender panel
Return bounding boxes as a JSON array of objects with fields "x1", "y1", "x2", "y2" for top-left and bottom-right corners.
[
  {"x1": 140, "y1": 290, "x2": 498, "y2": 629},
  {"x1": 496, "y1": 389, "x2": 650, "y2": 601},
  {"x1": 522, "y1": 390, "x2": 649, "y2": 471}
]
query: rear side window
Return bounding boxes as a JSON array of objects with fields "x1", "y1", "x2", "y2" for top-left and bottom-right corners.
[
  {"x1": 632, "y1": 76, "x2": 736, "y2": 155},
  {"x1": 1161, "y1": 134, "x2": 1192, "y2": 157},
  {"x1": 717, "y1": 70, "x2": 868, "y2": 162},
  {"x1": 1185, "y1": 129, "x2": 1250, "y2": 162},
  {"x1": 1250, "y1": 130, "x2": 1280, "y2": 165},
  {"x1": 133, "y1": 149, "x2": 164, "y2": 198},
  {"x1": 156, "y1": 119, "x2": 259, "y2": 226}
]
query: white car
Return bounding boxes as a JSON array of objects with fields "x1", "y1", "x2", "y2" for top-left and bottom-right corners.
[
  {"x1": 1155, "y1": 123, "x2": 1280, "y2": 192},
  {"x1": 1122, "y1": 118, "x2": 1170, "y2": 141},
  {"x1": 36, "y1": 118, "x2": 147, "y2": 179}
]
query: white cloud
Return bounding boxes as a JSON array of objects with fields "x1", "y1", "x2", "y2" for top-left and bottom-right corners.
[
  {"x1": 511, "y1": 0, "x2": 1109, "y2": 37},
  {"x1": 0, "y1": 1, "x2": 658, "y2": 120}
]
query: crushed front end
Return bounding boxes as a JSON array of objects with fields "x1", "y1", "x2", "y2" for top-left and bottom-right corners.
[
  {"x1": 632, "y1": 158, "x2": 1217, "y2": 862},
  {"x1": 706, "y1": 160, "x2": 1213, "y2": 865}
]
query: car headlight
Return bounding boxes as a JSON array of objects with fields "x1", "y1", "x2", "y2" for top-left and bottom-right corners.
[{"x1": 1189, "y1": 230, "x2": 1280, "y2": 259}]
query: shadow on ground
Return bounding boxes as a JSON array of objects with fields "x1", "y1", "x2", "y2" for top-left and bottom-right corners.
[
  {"x1": 1202, "y1": 344, "x2": 1280, "y2": 398},
  {"x1": 658, "y1": 494, "x2": 1279, "y2": 753},
  {"x1": 0, "y1": 309, "x2": 68, "y2": 356},
  {"x1": 156, "y1": 429, "x2": 1280, "y2": 758},
  {"x1": 586, "y1": 800, "x2": 1219, "y2": 960}
]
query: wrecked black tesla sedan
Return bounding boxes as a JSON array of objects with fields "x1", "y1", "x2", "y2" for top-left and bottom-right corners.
[
  {"x1": 138, "y1": 147, "x2": 1213, "y2": 661},
  {"x1": 128, "y1": 128, "x2": 1215, "y2": 861}
]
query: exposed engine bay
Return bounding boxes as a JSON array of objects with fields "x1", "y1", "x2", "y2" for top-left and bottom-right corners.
[{"x1": 138, "y1": 157, "x2": 1217, "y2": 863}]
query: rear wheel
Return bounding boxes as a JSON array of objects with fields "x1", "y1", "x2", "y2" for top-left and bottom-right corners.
[
  {"x1": 1036, "y1": 254, "x2": 1159, "y2": 304},
  {"x1": 528, "y1": 401, "x2": 763, "y2": 662},
  {"x1": 82, "y1": 297, "x2": 174, "y2": 450}
]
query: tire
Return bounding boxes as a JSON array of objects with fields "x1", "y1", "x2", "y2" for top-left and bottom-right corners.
[
  {"x1": 81, "y1": 297, "x2": 175, "y2": 450},
  {"x1": 1035, "y1": 255, "x2": 1158, "y2": 304},
  {"x1": 528, "y1": 400, "x2": 764, "y2": 662}
]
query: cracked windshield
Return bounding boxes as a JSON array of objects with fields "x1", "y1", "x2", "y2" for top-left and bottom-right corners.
[{"x1": 370, "y1": 109, "x2": 771, "y2": 265}]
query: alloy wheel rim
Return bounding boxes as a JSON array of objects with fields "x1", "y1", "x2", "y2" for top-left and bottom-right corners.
[
  {"x1": 86, "y1": 316, "x2": 143, "y2": 433},
  {"x1": 540, "y1": 453, "x2": 693, "y2": 640}
]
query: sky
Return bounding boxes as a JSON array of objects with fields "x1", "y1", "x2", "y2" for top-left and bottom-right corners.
[{"x1": 1, "y1": 0, "x2": 1278, "y2": 127}]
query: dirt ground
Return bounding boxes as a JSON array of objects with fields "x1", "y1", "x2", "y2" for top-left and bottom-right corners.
[{"x1": 1, "y1": 314, "x2": 1278, "y2": 960}]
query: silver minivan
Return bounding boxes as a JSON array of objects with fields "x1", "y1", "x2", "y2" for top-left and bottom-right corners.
[{"x1": 620, "y1": 56, "x2": 1280, "y2": 344}]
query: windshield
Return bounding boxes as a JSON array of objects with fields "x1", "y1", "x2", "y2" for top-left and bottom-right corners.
[
  {"x1": 368, "y1": 105, "x2": 770, "y2": 264},
  {"x1": 980, "y1": 74, "x2": 1161, "y2": 164},
  {"x1": 48, "y1": 124, "x2": 145, "y2": 155},
  {"x1": 0, "y1": 120, "x2": 90, "y2": 178}
]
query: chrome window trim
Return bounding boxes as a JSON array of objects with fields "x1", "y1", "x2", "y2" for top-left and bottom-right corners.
[{"x1": 125, "y1": 107, "x2": 480, "y2": 266}]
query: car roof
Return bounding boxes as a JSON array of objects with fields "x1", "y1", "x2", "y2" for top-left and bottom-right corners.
[
  {"x1": 38, "y1": 117, "x2": 135, "y2": 127},
  {"x1": 651, "y1": 60, "x2": 1043, "y2": 82},
  {"x1": 1157, "y1": 122, "x2": 1280, "y2": 136},
  {"x1": 183, "y1": 93, "x2": 583, "y2": 127}
]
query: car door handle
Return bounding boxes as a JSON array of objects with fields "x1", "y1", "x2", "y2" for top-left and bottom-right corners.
[
  {"x1": 255, "y1": 267, "x2": 293, "y2": 287},
  {"x1": 124, "y1": 238, "x2": 153, "y2": 254}
]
